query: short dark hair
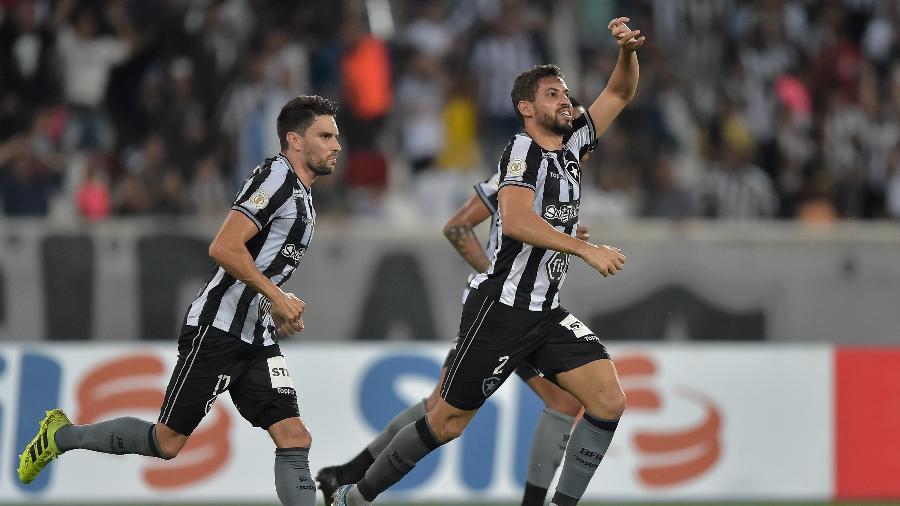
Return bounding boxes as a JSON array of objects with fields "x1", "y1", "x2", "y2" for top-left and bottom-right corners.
[
  {"x1": 277, "y1": 95, "x2": 340, "y2": 150},
  {"x1": 510, "y1": 64, "x2": 566, "y2": 123}
]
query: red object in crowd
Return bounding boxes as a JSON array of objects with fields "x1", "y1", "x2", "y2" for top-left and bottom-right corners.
[
  {"x1": 77, "y1": 180, "x2": 111, "y2": 220},
  {"x1": 341, "y1": 35, "x2": 393, "y2": 120}
]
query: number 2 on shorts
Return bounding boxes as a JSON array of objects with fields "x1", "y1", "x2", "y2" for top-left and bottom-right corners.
[{"x1": 493, "y1": 355, "x2": 510, "y2": 375}]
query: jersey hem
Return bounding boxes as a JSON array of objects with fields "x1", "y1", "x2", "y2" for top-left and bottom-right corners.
[{"x1": 184, "y1": 316, "x2": 275, "y2": 345}]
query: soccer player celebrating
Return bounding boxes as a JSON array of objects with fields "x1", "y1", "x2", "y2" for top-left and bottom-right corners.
[
  {"x1": 333, "y1": 17, "x2": 643, "y2": 506},
  {"x1": 18, "y1": 95, "x2": 342, "y2": 506},
  {"x1": 318, "y1": 99, "x2": 595, "y2": 506}
]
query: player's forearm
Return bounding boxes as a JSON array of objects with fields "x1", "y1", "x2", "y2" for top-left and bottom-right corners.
[
  {"x1": 503, "y1": 212, "x2": 589, "y2": 258},
  {"x1": 208, "y1": 243, "x2": 283, "y2": 302},
  {"x1": 605, "y1": 49, "x2": 639, "y2": 102},
  {"x1": 443, "y1": 223, "x2": 492, "y2": 272}
]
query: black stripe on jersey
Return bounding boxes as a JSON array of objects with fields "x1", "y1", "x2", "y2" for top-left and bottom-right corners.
[
  {"x1": 251, "y1": 206, "x2": 311, "y2": 344},
  {"x1": 251, "y1": 176, "x2": 294, "y2": 227},
  {"x1": 499, "y1": 137, "x2": 544, "y2": 190},
  {"x1": 230, "y1": 158, "x2": 277, "y2": 230},
  {"x1": 202, "y1": 199, "x2": 281, "y2": 329},
  {"x1": 235, "y1": 158, "x2": 276, "y2": 203},
  {"x1": 541, "y1": 223, "x2": 576, "y2": 311},
  {"x1": 198, "y1": 272, "x2": 237, "y2": 324},
  {"x1": 227, "y1": 223, "x2": 276, "y2": 336},
  {"x1": 497, "y1": 141, "x2": 513, "y2": 177},
  {"x1": 483, "y1": 234, "x2": 524, "y2": 297},
  {"x1": 514, "y1": 246, "x2": 547, "y2": 307}
]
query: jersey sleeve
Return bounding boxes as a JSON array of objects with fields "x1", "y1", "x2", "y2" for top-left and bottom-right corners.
[
  {"x1": 564, "y1": 109, "x2": 598, "y2": 159},
  {"x1": 474, "y1": 173, "x2": 500, "y2": 214},
  {"x1": 498, "y1": 136, "x2": 544, "y2": 191},
  {"x1": 231, "y1": 162, "x2": 293, "y2": 230}
]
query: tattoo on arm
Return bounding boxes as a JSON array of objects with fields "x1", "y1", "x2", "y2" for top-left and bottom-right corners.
[{"x1": 445, "y1": 224, "x2": 492, "y2": 273}]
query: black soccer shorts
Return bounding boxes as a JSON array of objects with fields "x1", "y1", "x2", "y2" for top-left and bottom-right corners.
[
  {"x1": 444, "y1": 332, "x2": 547, "y2": 386},
  {"x1": 440, "y1": 288, "x2": 610, "y2": 410},
  {"x1": 158, "y1": 325, "x2": 300, "y2": 435}
]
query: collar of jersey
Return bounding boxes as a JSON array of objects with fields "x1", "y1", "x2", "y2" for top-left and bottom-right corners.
[{"x1": 276, "y1": 153, "x2": 310, "y2": 193}]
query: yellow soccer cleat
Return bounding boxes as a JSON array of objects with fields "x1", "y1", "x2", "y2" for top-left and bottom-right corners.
[{"x1": 18, "y1": 409, "x2": 71, "y2": 484}]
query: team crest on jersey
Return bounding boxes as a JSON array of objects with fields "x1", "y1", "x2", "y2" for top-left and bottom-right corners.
[
  {"x1": 507, "y1": 158, "x2": 525, "y2": 177},
  {"x1": 565, "y1": 160, "x2": 579, "y2": 180},
  {"x1": 482, "y1": 376, "x2": 501, "y2": 396},
  {"x1": 250, "y1": 190, "x2": 269, "y2": 209}
]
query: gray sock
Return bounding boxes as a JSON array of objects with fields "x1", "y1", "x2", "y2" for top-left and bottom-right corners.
[
  {"x1": 54, "y1": 417, "x2": 166, "y2": 458},
  {"x1": 551, "y1": 414, "x2": 619, "y2": 506},
  {"x1": 275, "y1": 447, "x2": 316, "y2": 506},
  {"x1": 355, "y1": 416, "x2": 442, "y2": 502},
  {"x1": 366, "y1": 399, "x2": 427, "y2": 458},
  {"x1": 527, "y1": 408, "x2": 575, "y2": 488}
]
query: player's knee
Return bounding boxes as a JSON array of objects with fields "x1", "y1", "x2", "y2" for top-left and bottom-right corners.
[
  {"x1": 283, "y1": 425, "x2": 312, "y2": 448},
  {"x1": 546, "y1": 391, "x2": 582, "y2": 418},
  {"x1": 582, "y1": 388, "x2": 626, "y2": 420},
  {"x1": 424, "y1": 391, "x2": 442, "y2": 412},
  {"x1": 433, "y1": 418, "x2": 466, "y2": 442},
  {"x1": 427, "y1": 412, "x2": 470, "y2": 443},
  {"x1": 153, "y1": 423, "x2": 187, "y2": 458},
  {"x1": 602, "y1": 389, "x2": 627, "y2": 419},
  {"x1": 270, "y1": 419, "x2": 312, "y2": 448},
  {"x1": 155, "y1": 430, "x2": 187, "y2": 459}
]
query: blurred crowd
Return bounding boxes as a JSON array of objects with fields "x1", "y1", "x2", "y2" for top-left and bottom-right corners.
[{"x1": 0, "y1": 0, "x2": 899, "y2": 221}]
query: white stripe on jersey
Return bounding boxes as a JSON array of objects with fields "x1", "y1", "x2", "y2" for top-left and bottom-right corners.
[
  {"x1": 471, "y1": 110, "x2": 596, "y2": 311},
  {"x1": 186, "y1": 154, "x2": 314, "y2": 345}
]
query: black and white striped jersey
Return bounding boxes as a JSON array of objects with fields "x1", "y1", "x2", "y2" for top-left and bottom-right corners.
[
  {"x1": 474, "y1": 173, "x2": 501, "y2": 263},
  {"x1": 185, "y1": 153, "x2": 315, "y2": 345},
  {"x1": 460, "y1": 174, "x2": 501, "y2": 304},
  {"x1": 470, "y1": 111, "x2": 596, "y2": 311}
]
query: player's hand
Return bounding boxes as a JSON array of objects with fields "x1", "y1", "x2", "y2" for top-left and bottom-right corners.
[
  {"x1": 608, "y1": 17, "x2": 645, "y2": 52},
  {"x1": 576, "y1": 223, "x2": 590, "y2": 242},
  {"x1": 578, "y1": 243, "x2": 626, "y2": 278},
  {"x1": 272, "y1": 292, "x2": 305, "y2": 336}
]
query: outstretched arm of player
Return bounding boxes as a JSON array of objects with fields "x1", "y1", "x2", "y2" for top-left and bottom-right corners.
[
  {"x1": 500, "y1": 186, "x2": 626, "y2": 277},
  {"x1": 442, "y1": 194, "x2": 493, "y2": 272},
  {"x1": 208, "y1": 211, "x2": 305, "y2": 335},
  {"x1": 587, "y1": 17, "x2": 645, "y2": 138}
]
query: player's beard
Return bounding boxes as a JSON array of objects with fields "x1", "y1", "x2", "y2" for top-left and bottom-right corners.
[
  {"x1": 307, "y1": 154, "x2": 335, "y2": 176},
  {"x1": 537, "y1": 109, "x2": 574, "y2": 136}
]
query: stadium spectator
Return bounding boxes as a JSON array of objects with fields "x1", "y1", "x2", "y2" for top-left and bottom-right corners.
[
  {"x1": 0, "y1": 0, "x2": 897, "y2": 221},
  {"x1": 54, "y1": 0, "x2": 138, "y2": 151}
]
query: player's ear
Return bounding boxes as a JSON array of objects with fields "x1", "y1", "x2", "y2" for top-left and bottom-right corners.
[
  {"x1": 286, "y1": 131, "x2": 303, "y2": 152},
  {"x1": 518, "y1": 100, "x2": 534, "y2": 119}
]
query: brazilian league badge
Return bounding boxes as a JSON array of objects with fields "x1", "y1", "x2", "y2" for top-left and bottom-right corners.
[{"x1": 250, "y1": 190, "x2": 269, "y2": 209}]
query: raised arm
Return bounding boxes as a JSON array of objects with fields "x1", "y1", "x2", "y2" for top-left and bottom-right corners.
[
  {"x1": 443, "y1": 194, "x2": 493, "y2": 273},
  {"x1": 587, "y1": 17, "x2": 645, "y2": 138}
]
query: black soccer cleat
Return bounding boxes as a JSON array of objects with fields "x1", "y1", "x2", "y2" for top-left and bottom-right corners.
[{"x1": 316, "y1": 466, "x2": 343, "y2": 506}]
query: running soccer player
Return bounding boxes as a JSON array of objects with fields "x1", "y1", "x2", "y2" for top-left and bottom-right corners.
[
  {"x1": 333, "y1": 17, "x2": 643, "y2": 506},
  {"x1": 18, "y1": 95, "x2": 342, "y2": 506},
  {"x1": 317, "y1": 124, "x2": 592, "y2": 505}
]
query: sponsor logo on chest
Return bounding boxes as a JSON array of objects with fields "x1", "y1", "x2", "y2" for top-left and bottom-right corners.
[
  {"x1": 281, "y1": 243, "x2": 306, "y2": 264},
  {"x1": 543, "y1": 203, "x2": 579, "y2": 222}
]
